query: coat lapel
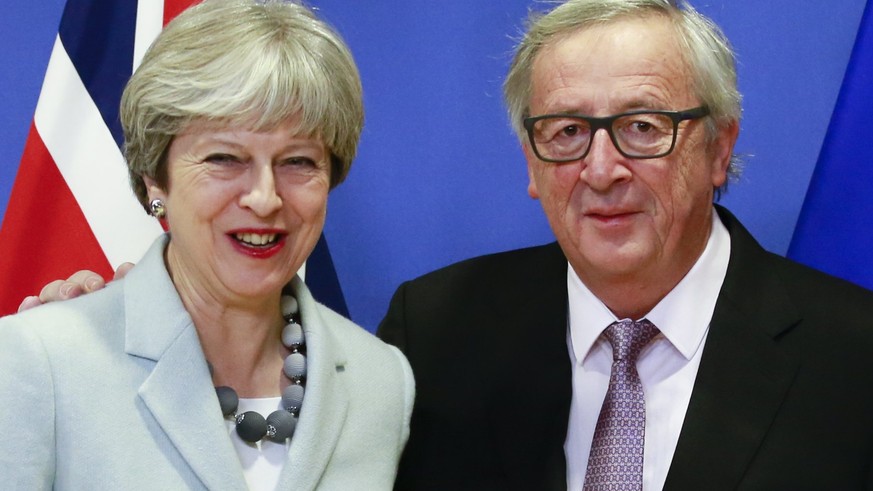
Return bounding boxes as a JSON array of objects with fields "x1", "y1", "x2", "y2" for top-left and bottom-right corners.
[
  {"x1": 489, "y1": 243, "x2": 573, "y2": 490},
  {"x1": 274, "y1": 277, "x2": 350, "y2": 490},
  {"x1": 664, "y1": 207, "x2": 801, "y2": 489},
  {"x1": 124, "y1": 236, "x2": 247, "y2": 490}
]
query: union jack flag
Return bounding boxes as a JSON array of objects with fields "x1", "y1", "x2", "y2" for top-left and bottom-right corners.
[{"x1": 0, "y1": 0, "x2": 349, "y2": 317}]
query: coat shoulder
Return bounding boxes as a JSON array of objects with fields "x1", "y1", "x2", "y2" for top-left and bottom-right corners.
[
  {"x1": 0, "y1": 281, "x2": 125, "y2": 347},
  {"x1": 314, "y1": 302, "x2": 414, "y2": 399}
]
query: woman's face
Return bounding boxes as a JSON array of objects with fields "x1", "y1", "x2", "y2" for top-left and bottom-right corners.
[{"x1": 144, "y1": 118, "x2": 330, "y2": 306}]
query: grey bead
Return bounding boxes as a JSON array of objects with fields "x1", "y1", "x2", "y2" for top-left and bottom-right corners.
[
  {"x1": 283, "y1": 352, "x2": 306, "y2": 379},
  {"x1": 282, "y1": 384, "x2": 305, "y2": 412},
  {"x1": 266, "y1": 410, "x2": 297, "y2": 442},
  {"x1": 282, "y1": 322, "x2": 304, "y2": 348},
  {"x1": 215, "y1": 386, "x2": 238, "y2": 416},
  {"x1": 281, "y1": 295, "x2": 299, "y2": 317},
  {"x1": 236, "y1": 411, "x2": 267, "y2": 443}
]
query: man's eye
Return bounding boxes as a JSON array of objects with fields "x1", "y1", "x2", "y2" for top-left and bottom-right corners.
[
  {"x1": 561, "y1": 125, "x2": 580, "y2": 137},
  {"x1": 630, "y1": 121, "x2": 653, "y2": 133}
]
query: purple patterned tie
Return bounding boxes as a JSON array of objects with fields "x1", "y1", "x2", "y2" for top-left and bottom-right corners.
[{"x1": 583, "y1": 319, "x2": 660, "y2": 490}]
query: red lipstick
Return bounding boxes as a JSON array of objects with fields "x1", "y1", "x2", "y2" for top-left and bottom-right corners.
[{"x1": 227, "y1": 229, "x2": 287, "y2": 259}]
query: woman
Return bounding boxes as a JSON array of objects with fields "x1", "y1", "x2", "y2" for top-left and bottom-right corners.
[{"x1": 0, "y1": 1, "x2": 413, "y2": 489}]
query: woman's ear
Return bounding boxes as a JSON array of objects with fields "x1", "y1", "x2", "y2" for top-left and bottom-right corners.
[{"x1": 142, "y1": 175, "x2": 165, "y2": 202}]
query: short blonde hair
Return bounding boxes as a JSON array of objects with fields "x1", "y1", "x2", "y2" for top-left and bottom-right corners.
[
  {"x1": 122, "y1": 0, "x2": 364, "y2": 210},
  {"x1": 504, "y1": 0, "x2": 742, "y2": 180}
]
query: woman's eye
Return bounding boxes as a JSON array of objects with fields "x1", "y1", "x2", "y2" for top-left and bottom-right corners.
[
  {"x1": 283, "y1": 157, "x2": 316, "y2": 167},
  {"x1": 204, "y1": 153, "x2": 239, "y2": 164}
]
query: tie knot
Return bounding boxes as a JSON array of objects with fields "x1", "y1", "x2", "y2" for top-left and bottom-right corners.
[{"x1": 604, "y1": 319, "x2": 659, "y2": 362}]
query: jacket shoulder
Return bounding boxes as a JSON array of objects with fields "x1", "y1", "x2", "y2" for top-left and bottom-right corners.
[
  {"x1": 402, "y1": 242, "x2": 565, "y2": 295},
  {"x1": 377, "y1": 242, "x2": 569, "y2": 351},
  {"x1": 0, "y1": 281, "x2": 125, "y2": 345},
  {"x1": 719, "y1": 204, "x2": 873, "y2": 320},
  {"x1": 767, "y1": 250, "x2": 873, "y2": 321}
]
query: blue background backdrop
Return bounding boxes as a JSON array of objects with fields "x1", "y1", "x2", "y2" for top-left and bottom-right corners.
[{"x1": 0, "y1": 1, "x2": 868, "y2": 330}]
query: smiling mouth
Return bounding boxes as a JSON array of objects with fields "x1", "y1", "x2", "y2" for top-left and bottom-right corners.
[
  {"x1": 590, "y1": 211, "x2": 633, "y2": 218},
  {"x1": 233, "y1": 232, "x2": 280, "y2": 247},
  {"x1": 585, "y1": 211, "x2": 640, "y2": 225}
]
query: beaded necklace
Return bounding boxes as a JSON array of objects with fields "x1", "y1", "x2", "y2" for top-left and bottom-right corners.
[{"x1": 212, "y1": 294, "x2": 306, "y2": 443}]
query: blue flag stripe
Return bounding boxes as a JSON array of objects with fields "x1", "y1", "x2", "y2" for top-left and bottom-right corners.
[
  {"x1": 58, "y1": 0, "x2": 137, "y2": 149},
  {"x1": 788, "y1": 0, "x2": 873, "y2": 289},
  {"x1": 306, "y1": 233, "x2": 350, "y2": 319}
]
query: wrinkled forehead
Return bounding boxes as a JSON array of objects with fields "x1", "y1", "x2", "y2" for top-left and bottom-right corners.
[
  {"x1": 534, "y1": 12, "x2": 689, "y2": 76},
  {"x1": 530, "y1": 16, "x2": 696, "y2": 113}
]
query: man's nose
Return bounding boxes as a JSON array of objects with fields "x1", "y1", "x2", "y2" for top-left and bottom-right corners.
[{"x1": 578, "y1": 128, "x2": 632, "y2": 191}]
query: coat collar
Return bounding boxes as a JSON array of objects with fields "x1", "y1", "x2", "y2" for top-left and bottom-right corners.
[
  {"x1": 125, "y1": 235, "x2": 247, "y2": 490},
  {"x1": 275, "y1": 276, "x2": 350, "y2": 490},
  {"x1": 124, "y1": 235, "x2": 350, "y2": 490},
  {"x1": 664, "y1": 206, "x2": 802, "y2": 489}
]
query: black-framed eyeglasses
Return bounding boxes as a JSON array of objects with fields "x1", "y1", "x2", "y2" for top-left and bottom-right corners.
[{"x1": 523, "y1": 106, "x2": 710, "y2": 162}]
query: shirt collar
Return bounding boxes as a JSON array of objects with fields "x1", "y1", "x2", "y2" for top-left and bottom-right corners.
[{"x1": 568, "y1": 208, "x2": 731, "y2": 363}]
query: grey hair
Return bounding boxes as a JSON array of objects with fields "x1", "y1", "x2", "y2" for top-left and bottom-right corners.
[
  {"x1": 504, "y1": 0, "x2": 743, "y2": 184},
  {"x1": 122, "y1": 0, "x2": 364, "y2": 211}
]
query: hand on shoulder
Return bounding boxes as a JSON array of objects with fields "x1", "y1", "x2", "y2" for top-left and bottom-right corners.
[{"x1": 17, "y1": 263, "x2": 135, "y2": 312}]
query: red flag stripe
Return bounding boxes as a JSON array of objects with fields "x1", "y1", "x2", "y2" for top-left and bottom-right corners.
[
  {"x1": 164, "y1": 0, "x2": 199, "y2": 25},
  {"x1": 34, "y1": 36, "x2": 162, "y2": 269},
  {"x1": 0, "y1": 125, "x2": 113, "y2": 315}
]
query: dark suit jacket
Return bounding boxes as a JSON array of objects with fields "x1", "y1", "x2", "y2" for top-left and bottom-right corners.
[{"x1": 378, "y1": 206, "x2": 873, "y2": 490}]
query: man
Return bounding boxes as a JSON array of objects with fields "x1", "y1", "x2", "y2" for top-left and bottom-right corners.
[
  {"x1": 21, "y1": 0, "x2": 873, "y2": 489},
  {"x1": 378, "y1": 0, "x2": 873, "y2": 489}
]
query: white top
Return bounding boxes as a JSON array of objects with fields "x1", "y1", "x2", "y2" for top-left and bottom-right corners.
[
  {"x1": 227, "y1": 397, "x2": 288, "y2": 491},
  {"x1": 565, "y1": 209, "x2": 731, "y2": 490}
]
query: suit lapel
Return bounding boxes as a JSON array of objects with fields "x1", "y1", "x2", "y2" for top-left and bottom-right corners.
[
  {"x1": 490, "y1": 243, "x2": 573, "y2": 490},
  {"x1": 124, "y1": 236, "x2": 246, "y2": 490},
  {"x1": 275, "y1": 277, "x2": 349, "y2": 490},
  {"x1": 665, "y1": 207, "x2": 801, "y2": 489}
]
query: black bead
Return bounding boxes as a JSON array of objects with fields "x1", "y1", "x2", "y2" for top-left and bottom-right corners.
[
  {"x1": 215, "y1": 386, "x2": 239, "y2": 416},
  {"x1": 266, "y1": 410, "x2": 297, "y2": 442},
  {"x1": 236, "y1": 411, "x2": 268, "y2": 443}
]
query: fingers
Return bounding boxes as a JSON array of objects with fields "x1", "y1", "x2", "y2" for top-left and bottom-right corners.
[
  {"x1": 113, "y1": 262, "x2": 135, "y2": 281},
  {"x1": 37, "y1": 271, "x2": 107, "y2": 304},
  {"x1": 17, "y1": 296, "x2": 43, "y2": 313},
  {"x1": 67, "y1": 270, "x2": 107, "y2": 293},
  {"x1": 20, "y1": 266, "x2": 126, "y2": 312},
  {"x1": 38, "y1": 279, "x2": 82, "y2": 303}
]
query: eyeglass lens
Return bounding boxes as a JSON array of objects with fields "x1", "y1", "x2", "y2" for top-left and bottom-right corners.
[{"x1": 530, "y1": 112, "x2": 677, "y2": 160}]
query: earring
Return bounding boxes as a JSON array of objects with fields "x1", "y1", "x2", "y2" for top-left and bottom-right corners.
[{"x1": 149, "y1": 198, "x2": 166, "y2": 219}]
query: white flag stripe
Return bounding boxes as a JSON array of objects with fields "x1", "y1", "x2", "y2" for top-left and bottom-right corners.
[
  {"x1": 34, "y1": 36, "x2": 162, "y2": 268},
  {"x1": 134, "y1": 0, "x2": 164, "y2": 73}
]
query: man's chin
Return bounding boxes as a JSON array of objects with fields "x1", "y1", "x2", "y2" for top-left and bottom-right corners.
[{"x1": 565, "y1": 244, "x2": 652, "y2": 279}]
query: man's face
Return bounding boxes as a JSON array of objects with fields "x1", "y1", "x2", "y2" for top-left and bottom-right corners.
[{"x1": 524, "y1": 15, "x2": 737, "y2": 305}]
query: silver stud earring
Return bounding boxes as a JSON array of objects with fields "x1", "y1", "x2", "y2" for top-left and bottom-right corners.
[{"x1": 149, "y1": 198, "x2": 166, "y2": 219}]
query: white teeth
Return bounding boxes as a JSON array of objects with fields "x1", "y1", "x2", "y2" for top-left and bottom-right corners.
[{"x1": 235, "y1": 233, "x2": 277, "y2": 246}]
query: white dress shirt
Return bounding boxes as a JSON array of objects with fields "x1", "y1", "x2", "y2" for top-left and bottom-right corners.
[{"x1": 565, "y1": 210, "x2": 731, "y2": 490}]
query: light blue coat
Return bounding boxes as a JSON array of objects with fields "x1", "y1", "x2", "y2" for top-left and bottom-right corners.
[{"x1": 0, "y1": 235, "x2": 414, "y2": 490}]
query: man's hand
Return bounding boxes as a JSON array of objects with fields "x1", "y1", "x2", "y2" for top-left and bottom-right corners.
[{"x1": 17, "y1": 263, "x2": 135, "y2": 313}]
